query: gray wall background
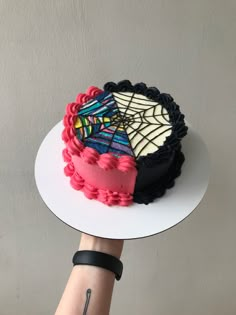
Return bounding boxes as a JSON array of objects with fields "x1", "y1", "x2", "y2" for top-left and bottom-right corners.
[{"x1": 1, "y1": 0, "x2": 236, "y2": 314}]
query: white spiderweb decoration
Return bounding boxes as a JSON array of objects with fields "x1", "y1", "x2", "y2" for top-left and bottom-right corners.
[{"x1": 112, "y1": 92, "x2": 172, "y2": 158}]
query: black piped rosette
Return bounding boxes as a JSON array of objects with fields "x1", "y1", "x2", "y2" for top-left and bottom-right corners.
[{"x1": 104, "y1": 80, "x2": 188, "y2": 205}]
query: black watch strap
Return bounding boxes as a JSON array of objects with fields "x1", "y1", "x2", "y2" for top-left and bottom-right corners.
[{"x1": 72, "y1": 250, "x2": 123, "y2": 281}]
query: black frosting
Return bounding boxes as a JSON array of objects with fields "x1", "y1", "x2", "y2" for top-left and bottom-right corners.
[
  {"x1": 133, "y1": 147, "x2": 185, "y2": 204},
  {"x1": 104, "y1": 80, "x2": 188, "y2": 205}
]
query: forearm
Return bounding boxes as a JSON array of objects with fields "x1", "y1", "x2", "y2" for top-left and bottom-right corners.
[{"x1": 55, "y1": 234, "x2": 123, "y2": 315}]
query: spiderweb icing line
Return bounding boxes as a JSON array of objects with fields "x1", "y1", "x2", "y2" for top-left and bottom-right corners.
[{"x1": 112, "y1": 92, "x2": 172, "y2": 158}]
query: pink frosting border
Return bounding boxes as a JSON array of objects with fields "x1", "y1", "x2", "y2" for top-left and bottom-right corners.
[
  {"x1": 61, "y1": 86, "x2": 136, "y2": 172},
  {"x1": 62, "y1": 148, "x2": 133, "y2": 206},
  {"x1": 61, "y1": 86, "x2": 136, "y2": 206}
]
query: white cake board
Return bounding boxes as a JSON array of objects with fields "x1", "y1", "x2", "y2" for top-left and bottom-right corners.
[{"x1": 35, "y1": 121, "x2": 209, "y2": 240}]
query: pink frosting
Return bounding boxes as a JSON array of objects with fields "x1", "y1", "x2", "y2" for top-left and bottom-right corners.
[
  {"x1": 67, "y1": 137, "x2": 84, "y2": 156},
  {"x1": 62, "y1": 127, "x2": 76, "y2": 143},
  {"x1": 66, "y1": 102, "x2": 81, "y2": 115},
  {"x1": 80, "y1": 147, "x2": 100, "y2": 164},
  {"x1": 63, "y1": 114, "x2": 77, "y2": 127},
  {"x1": 70, "y1": 172, "x2": 85, "y2": 190},
  {"x1": 63, "y1": 162, "x2": 133, "y2": 206},
  {"x1": 75, "y1": 93, "x2": 92, "y2": 104},
  {"x1": 74, "y1": 87, "x2": 103, "y2": 105},
  {"x1": 66, "y1": 136, "x2": 136, "y2": 172},
  {"x1": 64, "y1": 162, "x2": 75, "y2": 177},
  {"x1": 86, "y1": 86, "x2": 103, "y2": 97},
  {"x1": 61, "y1": 86, "x2": 137, "y2": 206},
  {"x1": 61, "y1": 87, "x2": 104, "y2": 145},
  {"x1": 83, "y1": 183, "x2": 98, "y2": 199},
  {"x1": 62, "y1": 148, "x2": 71, "y2": 162},
  {"x1": 73, "y1": 156, "x2": 137, "y2": 194}
]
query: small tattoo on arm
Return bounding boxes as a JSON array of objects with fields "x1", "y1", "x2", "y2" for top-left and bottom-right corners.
[{"x1": 83, "y1": 288, "x2": 92, "y2": 315}]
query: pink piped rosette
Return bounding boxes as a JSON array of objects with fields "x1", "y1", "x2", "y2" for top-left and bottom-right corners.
[{"x1": 62, "y1": 86, "x2": 136, "y2": 206}]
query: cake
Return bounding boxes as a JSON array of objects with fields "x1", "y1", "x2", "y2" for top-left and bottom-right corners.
[{"x1": 62, "y1": 80, "x2": 188, "y2": 206}]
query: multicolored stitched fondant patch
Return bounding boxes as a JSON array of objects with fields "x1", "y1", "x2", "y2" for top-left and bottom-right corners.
[{"x1": 74, "y1": 90, "x2": 173, "y2": 158}]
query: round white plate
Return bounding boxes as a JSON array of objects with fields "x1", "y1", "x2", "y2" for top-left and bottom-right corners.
[{"x1": 35, "y1": 121, "x2": 209, "y2": 239}]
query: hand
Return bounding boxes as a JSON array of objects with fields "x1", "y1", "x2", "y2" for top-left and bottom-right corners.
[
  {"x1": 79, "y1": 233, "x2": 124, "y2": 259},
  {"x1": 55, "y1": 233, "x2": 124, "y2": 315}
]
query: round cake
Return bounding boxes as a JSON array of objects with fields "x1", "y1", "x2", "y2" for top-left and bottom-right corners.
[{"x1": 62, "y1": 80, "x2": 188, "y2": 206}]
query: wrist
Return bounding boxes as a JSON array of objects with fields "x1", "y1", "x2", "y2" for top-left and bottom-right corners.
[{"x1": 79, "y1": 233, "x2": 123, "y2": 259}]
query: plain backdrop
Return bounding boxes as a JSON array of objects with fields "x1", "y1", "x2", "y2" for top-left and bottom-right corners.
[{"x1": 0, "y1": 1, "x2": 236, "y2": 314}]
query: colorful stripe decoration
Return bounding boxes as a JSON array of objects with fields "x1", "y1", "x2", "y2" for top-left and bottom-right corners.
[{"x1": 74, "y1": 91, "x2": 134, "y2": 157}]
